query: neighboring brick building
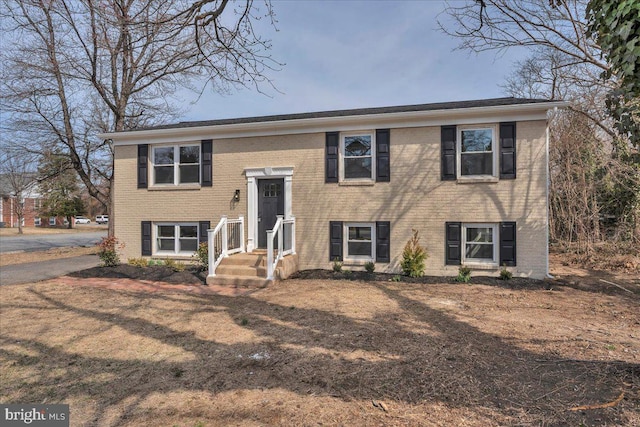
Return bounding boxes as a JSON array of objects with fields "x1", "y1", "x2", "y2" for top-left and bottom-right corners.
[
  {"x1": 0, "y1": 175, "x2": 71, "y2": 228},
  {"x1": 0, "y1": 175, "x2": 42, "y2": 228},
  {"x1": 103, "y1": 97, "x2": 565, "y2": 280}
]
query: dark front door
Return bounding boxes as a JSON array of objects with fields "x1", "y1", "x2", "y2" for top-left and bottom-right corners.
[{"x1": 258, "y1": 178, "x2": 285, "y2": 248}]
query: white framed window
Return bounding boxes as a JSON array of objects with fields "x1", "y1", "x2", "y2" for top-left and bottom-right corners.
[
  {"x1": 151, "y1": 144, "x2": 200, "y2": 186},
  {"x1": 457, "y1": 126, "x2": 497, "y2": 178},
  {"x1": 34, "y1": 217, "x2": 41, "y2": 226},
  {"x1": 341, "y1": 132, "x2": 375, "y2": 181},
  {"x1": 49, "y1": 217, "x2": 56, "y2": 226},
  {"x1": 344, "y1": 222, "x2": 375, "y2": 262},
  {"x1": 155, "y1": 223, "x2": 199, "y2": 255},
  {"x1": 462, "y1": 223, "x2": 498, "y2": 265}
]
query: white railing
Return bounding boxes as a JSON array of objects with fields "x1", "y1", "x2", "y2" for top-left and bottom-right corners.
[
  {"x1": 208, "y1": 215, "x2": 245, "y2": 277},
  {"x1": 266, "y1": 215, "x2": 296, "y2": 280}
]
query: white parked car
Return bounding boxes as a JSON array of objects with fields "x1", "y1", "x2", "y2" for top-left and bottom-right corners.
[
  {"x1": 96, "y1": 215, "x2": 109, "y2": 224},
  {"x1": 74, "y1": 216, "x2": 91, "y2": 224}
]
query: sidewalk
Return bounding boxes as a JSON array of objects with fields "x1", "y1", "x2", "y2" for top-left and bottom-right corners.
[{"x1": 0, "y1": 255, "x2": 99, "y2": 285}]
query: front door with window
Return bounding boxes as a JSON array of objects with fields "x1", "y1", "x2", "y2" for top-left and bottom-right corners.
[{"x1": 258, "y1": 178, "x2": 284, "y2": 248}]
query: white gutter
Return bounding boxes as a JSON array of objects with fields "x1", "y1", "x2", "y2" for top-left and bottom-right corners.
[
  {"x1": 545, "y1": 108, "x2": 554, "y2": 279},
  {"x1": 101, "y1": 101, "x2": 569, "y2": 145}
]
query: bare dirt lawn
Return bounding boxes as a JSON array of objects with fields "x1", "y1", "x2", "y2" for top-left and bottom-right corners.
[{"x1": 1, "y1": 258, "x2": 638, "y2": 426}]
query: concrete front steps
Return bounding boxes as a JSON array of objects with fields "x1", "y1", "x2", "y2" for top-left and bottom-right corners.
[{"x1": 206, "y1": 250, "x2": 298, "y2": 289}]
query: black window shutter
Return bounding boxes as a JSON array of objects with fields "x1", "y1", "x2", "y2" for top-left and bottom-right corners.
[
  {"x1": 376, "y1": 129, "x2": 390, "y2": 182},
  {"x1": 445, "y1": 222, "x2": 462, "y2": 265},
  {"x1": 201, "y1": 139, "x2": 213, "y2": 187},
  {"x1": 499, "y1": 222, "x2": 517, "y2": 266},
  {"x1": 199, "y1": 221, "x2": 210, "y2": 244},
  {"x1": 376, "y1": 221, "x2": 391, "y2": 262},
  {"x1": 499, "y1": 122, "x2": 516, "y2": 179},
  {"x1": 329, "y1": 221, "x2": 343, "y2": 261},
  {"x1": 137, "y1": 144, "x2": 148, "y2": 189},
  {"x1": 441, "y1": 126, "x2": 457, "y2": 180},
  {"x1": 141, "y1": 221, "x2": 152, "y2": 256},
  {"x1": 325, "y1": 132, "x2": 339, "y2": 183}
]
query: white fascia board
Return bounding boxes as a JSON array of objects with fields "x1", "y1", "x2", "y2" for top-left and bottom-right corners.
[{"x1": 101, "y1": 101, "x2": 568, "y2": 146}]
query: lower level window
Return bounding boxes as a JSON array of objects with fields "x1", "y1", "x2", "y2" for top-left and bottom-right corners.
[
  {"x1": 34, "y1": 217, "x2": 41, "y2": 226},
  {"x1": 49, "y1": 217, "x2": 56, "y2": 226},
  {"x1": 463, "y1": 223, "x2": 497, "y2": 264},
  {"x1": 156, "y1": 223, "x2": 198, "y2": 254},
  {"x1": 345, "y1": 223, "x2": 375, "y2": 261}
]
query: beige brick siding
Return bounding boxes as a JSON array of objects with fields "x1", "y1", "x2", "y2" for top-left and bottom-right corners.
[{"x1": 114, "y1": 119, "x2": 548, "y2": 278}]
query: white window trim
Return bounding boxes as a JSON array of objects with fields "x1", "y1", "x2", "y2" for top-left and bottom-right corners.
[
  {"x1": 340, "y1": 131, "x2": 375, "y2": 182},
  {"x1": 456, "y1": 125, "x2": 498, "y2": 179},
  {"x1": 154, "y1": 222, "x2": 199, "y2": 256},
  {"x1": 34, "y1": 217, "x2": 41, "y2": 226},
  {"x1": 151, "y1": 143, "x2": 201, "y2": 187},
  {"x1": 49, "y1": 217, "x2": 56, "y2": 226},
  {"x1": 462, "y1": 223, "x2": 498, "y2": 266},
  {"x1": 344, "y1": 222, "x2": 376, "y2": 263}
]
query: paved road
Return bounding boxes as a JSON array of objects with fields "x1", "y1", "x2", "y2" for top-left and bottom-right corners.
[
  {"x1": 0, "y1": 230, "x2": 106, "y2": 253},
  {"x1": 0, "y1": 255, "x2": 99, "y2": 285}
]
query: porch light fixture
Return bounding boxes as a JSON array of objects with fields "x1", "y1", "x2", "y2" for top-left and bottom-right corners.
[{"x1": 234, "y1": 189, "x2": 240, "y2": 202}]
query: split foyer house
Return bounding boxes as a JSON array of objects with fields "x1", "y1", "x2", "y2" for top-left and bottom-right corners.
[{"x1": 103, "y1": 97, "x2": 564, "y2": 283}]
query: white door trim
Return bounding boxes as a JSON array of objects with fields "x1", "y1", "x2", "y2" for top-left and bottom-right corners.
[{"x1": 245, "y1": 167, "x2": 294, "y2": 252}]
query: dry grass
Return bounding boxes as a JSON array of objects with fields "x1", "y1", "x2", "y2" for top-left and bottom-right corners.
[
  {"x1": 0, "y1": 225, "x2": 106, "y2": 236},
  {"x1": 0, "y1": 246, "x2": 99, "y2": 267},
  {"x1": 0, "y1": 273, "x2": 638, "y2": 426}
]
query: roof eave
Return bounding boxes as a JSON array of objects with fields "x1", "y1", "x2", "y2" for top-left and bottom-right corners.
[{"x1": 100, "y1": 100, "x2": 568, "y2": 145}]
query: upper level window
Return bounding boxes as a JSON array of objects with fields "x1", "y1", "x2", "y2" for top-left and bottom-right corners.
[
  {"x1": 152, "y1": 144, "x2": 200, "y2": 185},
  {"x1": 342, "y1": 133, "x2": 374, "y2": 180},
  {"x1": 458, "y1": 127, "x2": 496, "y2": 177}
]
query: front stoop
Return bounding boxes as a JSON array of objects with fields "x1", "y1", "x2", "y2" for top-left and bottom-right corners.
[{"x1": 206, "y1": 252, "x2": 299, "y2": 288}]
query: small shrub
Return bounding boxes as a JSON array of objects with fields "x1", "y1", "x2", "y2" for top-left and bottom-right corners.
[
  {"x1": 332, "y1": 258, "x2": 343, "y2": 273},
  {"x1": 163, "y1": 258, "x2": 186, "y2": 272},
  {"x1": 401, "y1": 229, "x2": 428, "y2": 277},
  {"x1": 98, "y1": 236, "x2": 123, "y2": 267},
  {"x1": 391, "y1": 275, "x2": 402, "y2": 282},
  {"x1": 364, "y1": 261, "x2": 375, "y2": 273},
  {"x1": 456, "y1": 266, "x2": 472, "y2": 283},
  {"x1": 148, "y1": 259, "x2": 164, "y2": 266},
  {"x1": 127, "y1": 257, "x2": 148, "y2": 268},
  {"x1": 193, "y1": 242, "x2": 209, "y2": 271},
  {"x1": 240, "y1": 318, "x2": 249, "y2": 326},
  {"x1": 500, "y1": 266, "x2": 513, "y2": 280}
]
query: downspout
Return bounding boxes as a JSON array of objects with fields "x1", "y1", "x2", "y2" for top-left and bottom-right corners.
[{"x1": 545, "y1": 109, "x2": 554, "y2": 279}]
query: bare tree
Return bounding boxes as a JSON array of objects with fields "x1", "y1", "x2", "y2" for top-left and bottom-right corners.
[
  {"x1": 439, "y1": 0, "x2": 639, "y2": 245},
  {"x1": 0, "y1": 0, "x2": 279, "y2": 236}
]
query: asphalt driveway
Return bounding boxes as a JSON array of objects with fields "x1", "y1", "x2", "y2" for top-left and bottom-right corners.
[
  {"x1": 0, "y1": 230, "x2": 106, "y2": 253},
  {"x1": 0, "y1": 255, "x2": 99, "y2": 285}
]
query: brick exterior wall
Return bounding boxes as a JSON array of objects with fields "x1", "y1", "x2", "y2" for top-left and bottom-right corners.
[
  {"x1": 113, "y1": 119, "x2": 548, "y2": 278},
  {"x1": 1, "y1": 196, "x2": 42, "y2": 227}
]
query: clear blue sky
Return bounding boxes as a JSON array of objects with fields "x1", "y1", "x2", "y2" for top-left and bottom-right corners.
[{"x1": 180, "y1": 0, "x2": 525, "y2": 121}]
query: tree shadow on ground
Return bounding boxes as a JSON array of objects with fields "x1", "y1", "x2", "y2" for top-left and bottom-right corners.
[{"x1": 1, "y1": 281, "x2": 638, "y2": 426}]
